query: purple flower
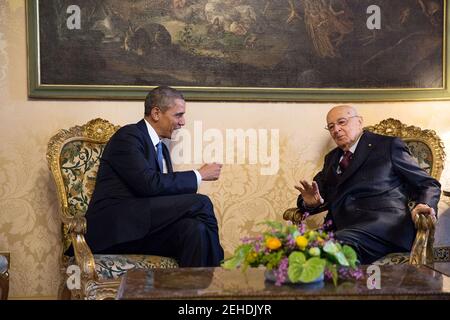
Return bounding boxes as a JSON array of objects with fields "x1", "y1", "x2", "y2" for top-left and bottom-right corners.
[
  {"x1": 273, "y1": 257, "x2": 289, "y2": 286},
  {"x1": 286, "y1": 234, "x2": 296, "y2": 250},
  {"x1": 324, "y1": 269, "x2": 333, "y2": 281},
  {"x1": 298, "y1": 223, "x2": 306, "y2": 234}
]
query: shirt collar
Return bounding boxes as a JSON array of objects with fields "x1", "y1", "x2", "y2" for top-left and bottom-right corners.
[
  {"x1": 348, "y1": 131, "x2": 363, "y2": 154},
  {"x1": 144, "y1": 118, "x2": 161, "y2": 148}
]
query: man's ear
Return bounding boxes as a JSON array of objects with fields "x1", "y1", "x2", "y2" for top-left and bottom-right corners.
[{"x1": 151, "y1": 107, "x2": 160, "y2": 121}]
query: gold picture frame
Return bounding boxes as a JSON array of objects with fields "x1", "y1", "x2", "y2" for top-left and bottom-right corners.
[{"x1": 27, "y1": 0, "x2": 449, "y2": 101}]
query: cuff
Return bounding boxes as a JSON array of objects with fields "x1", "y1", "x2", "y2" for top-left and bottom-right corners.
[{"x1": 193, "y1": 170, "x2": 202, "y2": 190}]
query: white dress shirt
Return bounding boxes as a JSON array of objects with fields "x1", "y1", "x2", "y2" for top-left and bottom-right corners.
[{"x1": 144, "y1": 119, "x2": 202, "y2": 189}]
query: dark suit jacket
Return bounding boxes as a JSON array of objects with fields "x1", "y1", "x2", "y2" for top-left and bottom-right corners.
[
  {"x1": 297, "y1": 131, "x2": 441, "y2": 251},
  {"x1": 85, "y1": 119, "x2": 197, "y2": 252}
]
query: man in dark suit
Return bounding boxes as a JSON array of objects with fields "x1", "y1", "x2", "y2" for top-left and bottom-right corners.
[
  {"x1": 85, "y1": 86, "x2": 224, "y2": 267},
  {"x1": 295, "y1": 105, "x2": 441, "y2": 264}
]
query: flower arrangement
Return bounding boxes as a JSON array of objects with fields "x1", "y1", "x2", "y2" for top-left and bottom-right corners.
[{"x1": 222, "y1": 218, "x2": 363, "y2": 286}]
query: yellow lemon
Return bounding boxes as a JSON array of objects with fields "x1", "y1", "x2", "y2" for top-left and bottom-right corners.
[
  {"x1": 296, "y1": 236, "x2": 308, "y2": 250},
  {"x1": 265, "y1": 237, "x2": 282, "y2": 250}
]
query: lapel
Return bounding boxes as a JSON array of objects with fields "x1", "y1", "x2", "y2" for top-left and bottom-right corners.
[
  {"x1": 337, "y1": 131, "x2": 373, "y2": 186},
  {"x1": 162, "y1": 142, "x2": 173, "y2": 173},
  {"x1": 325, "y1": 148, "x2": 342, "y2": 185},
  {"x1": 136, "y1": 119, "x2": 160, "y2": 170}
]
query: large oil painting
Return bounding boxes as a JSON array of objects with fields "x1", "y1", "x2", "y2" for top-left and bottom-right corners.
[{"x1": 27, "y1": 0, "x2": 448, "y2": 101}]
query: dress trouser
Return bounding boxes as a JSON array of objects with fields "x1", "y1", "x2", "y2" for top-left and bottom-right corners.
[
  {"x1": 98, "y1": 194, "x2": 224, "y2": 267},
  {"x1": 335, "y1": 228, "x2": 408, "y2": 264}
]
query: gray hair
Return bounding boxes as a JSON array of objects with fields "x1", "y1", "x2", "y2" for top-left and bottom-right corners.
[{"x1": 144, "y1": 86, "x2": 184, "y2": 115}]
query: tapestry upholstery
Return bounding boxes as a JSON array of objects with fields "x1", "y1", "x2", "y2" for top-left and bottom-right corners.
[
  {"x1": 372, "y1": 252, "x2": 410, "y2": 266},
  {"x1": 68, "y1": 254, "x2": 178, "y2": 280},
  {"x1": 59, "y1": 141, "x2": 104, "y2": 252},
  {"x1": 405, "y1": 141, "x2": 433, "y2": 175}
]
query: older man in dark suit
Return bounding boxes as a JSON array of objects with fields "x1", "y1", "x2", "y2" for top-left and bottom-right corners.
[
  {"x1": 296, "y1": 105, "x2": 441, "y2": 264},
  {"x1": 85, "y1": 86, "x2": 224, "y2": 267}
]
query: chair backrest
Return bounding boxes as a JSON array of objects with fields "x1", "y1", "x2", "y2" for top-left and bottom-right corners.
[
  {"x1": 365, "y1": 118, "x2": 446, "y2": 180},
  {"x1": 47, "y1": 119, "x2": 120, "y2": 252}
]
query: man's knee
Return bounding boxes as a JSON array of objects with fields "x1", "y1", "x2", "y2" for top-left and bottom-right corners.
[
  {"x1": 196, "y1": 194, "x2": 213, "y2": 208},
  {"x1": 190, "y1": 194, "x2": 214, "y2": 215}
]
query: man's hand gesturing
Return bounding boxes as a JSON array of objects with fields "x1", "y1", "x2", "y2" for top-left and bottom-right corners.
[
  {"x1": 198, "y1": 163, "x2": 223, "y2": 181},
  {"x1": 295, "y1": 180, "x2": 324, "y2": 208}
]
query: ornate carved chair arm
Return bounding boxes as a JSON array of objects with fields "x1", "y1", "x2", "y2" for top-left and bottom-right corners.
[
  {"x1": 283, "y1": 207, "x2": 304, "y2": 225},
  {"x1": 61, "y1": 208, "x2": 88, "y2": 235},
  {"x1": 70, "y1": 233, "x2": 98, "y2": 281},
  {"x1": 409, "y1": 213, "x2": 436, "y2": 265},
  {"x1": 60, "y1": 208, "x2": 97, "y2": 281}
]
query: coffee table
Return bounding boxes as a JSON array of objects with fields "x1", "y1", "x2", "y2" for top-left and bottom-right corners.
[{"x1": 116, "y1": 264, "x2": 450, "y2": 300}]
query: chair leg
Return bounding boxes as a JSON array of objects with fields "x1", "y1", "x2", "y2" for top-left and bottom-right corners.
[{"x1": 0, "y1": 274, "x2": 9, "y2": 300}]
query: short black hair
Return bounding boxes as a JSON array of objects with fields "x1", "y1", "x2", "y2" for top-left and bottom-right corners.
[{"x1": 144, "y1": 86, "x2": 185, "y2": 116}]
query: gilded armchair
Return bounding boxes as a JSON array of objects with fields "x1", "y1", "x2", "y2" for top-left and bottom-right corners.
[
  {"x1": 283, "y1": 118, "x2": 446, "y2": 265},
  {"x1": 47, "y1": 119, "x2": 178, "y2": 300}
]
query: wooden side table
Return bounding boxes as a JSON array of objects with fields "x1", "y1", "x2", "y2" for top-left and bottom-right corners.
[{"x1": 0, "y1": 252, "x2": 10, "y2": 300}]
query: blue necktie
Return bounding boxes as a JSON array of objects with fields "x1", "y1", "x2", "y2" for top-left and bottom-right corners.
[{"x1": 156, "y1": 141, "x2": 164, "y2": 172}]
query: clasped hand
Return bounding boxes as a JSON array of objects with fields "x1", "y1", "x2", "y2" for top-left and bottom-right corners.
[{"x1": 411, "y1": 203, "x2": 436, "y2": 224}]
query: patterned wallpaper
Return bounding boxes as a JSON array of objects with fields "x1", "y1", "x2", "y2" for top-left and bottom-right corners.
[{"x1": 0, "y1": 1, "x2": 449, "y2": 298}]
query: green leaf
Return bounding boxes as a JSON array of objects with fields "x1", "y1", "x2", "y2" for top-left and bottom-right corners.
[
  {"x1": 334, "y1": 252, "x2": 349, "y2": 267},
  {"x1": 287, "y1": 252, "x2": 306, "y2": 282},
  {"x1": 326, "y1": 262, "x2": 338, "y2": 286},
  {"x1": 323, "y1": 241, "x2": 339, "y2": 254},
  {"x1": 288, "y1": 263, "x2": 303, "y2": 283},
  {"x1": 323, "y1": 241, "x2": 349, "y2": 266},
  {"x1": 261, "y1": 251, "x2": 284, "y2": 270},
  {"x1": 299, "y1": 258, "x2": 326, "y2": 283},
  {"x1": 286, "y1": 225, "x2": 298, "y2": 235},
  {"x1": 289, "y1": 251, "x2": 306, "y2": 265},
  {"x1": 259, "y1": 220, "x2": 284, "y2": 231},
  {"x1": 292, "y1": 230, "x2": 301, "y2": 238},
  {"x1": 342, "y1": 245, "x2": 358, "y2": 268},
  {"x1": 221, "y1": 244, "x2": 252, "y2": 269}
]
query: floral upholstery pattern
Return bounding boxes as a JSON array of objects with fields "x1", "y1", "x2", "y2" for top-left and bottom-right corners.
[
  {"x1": 372, "y1": 252, "x2": 410, "y2": 266},
  {"x1": 433, "y1": 247, "x2": 450, "y2": 262},
  {"x1": 405, "y1": 141, "x2": 433, "y2": 175},
  {"x1": 70, "y1": 255, "x2": 178, "y2": 280},
  {"x1": 60, "y1": 141, "x2": 104, "y2": 217}
]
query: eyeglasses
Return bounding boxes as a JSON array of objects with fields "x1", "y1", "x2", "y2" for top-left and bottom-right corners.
[{"x1": 325, "y1": 116, "x2": 359, "y2": 131}]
